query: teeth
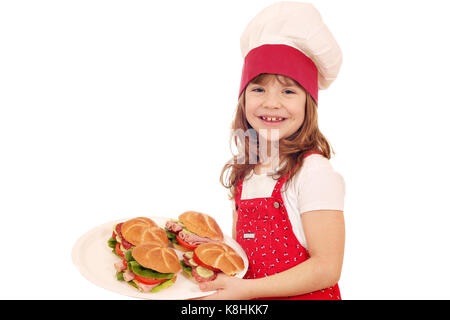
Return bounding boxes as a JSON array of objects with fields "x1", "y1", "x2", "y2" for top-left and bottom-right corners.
[{"x1": 262, "y1": 116, "x2": 284, "y2": 122}]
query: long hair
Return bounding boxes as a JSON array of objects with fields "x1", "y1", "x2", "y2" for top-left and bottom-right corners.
[{"x1": 220, "y1": 73, "x2": 334, "y2": 201}]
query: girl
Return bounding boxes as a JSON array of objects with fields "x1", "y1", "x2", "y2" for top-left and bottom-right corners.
[{"x1": 199, "y1": 2, "x2": 345, "y2": 300}]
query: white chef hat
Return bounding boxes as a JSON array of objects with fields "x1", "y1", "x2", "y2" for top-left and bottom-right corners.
[{"x1": 238, "y1": 1, "x2": 343, "y2": 103}]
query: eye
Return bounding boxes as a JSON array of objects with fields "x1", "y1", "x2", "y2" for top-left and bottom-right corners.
[
  {"x1": 284, "y1": 89, "x2": 296, "y2": 94},
  {"x1": 252, "y1": 87, "x2": 264, "y2": 92}
]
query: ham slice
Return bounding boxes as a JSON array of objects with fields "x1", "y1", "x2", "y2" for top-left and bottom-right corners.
[
  {"x1": 135, "y1": 281, "x2": 155, "y2": 293},
  {"x1": 165, "y1": 220, "x2": 184, "y2": 233},
  {"x1": 182, "y1": 255, "x2": 193, "y2": 267},
  {"x1": 178, "y1": 230, "x2": 214, "y2": 246},
  {"x1": 123, "y1": 269, "x2": 135, "y2": 282},
  {"x1": 114, "y1": 260, "x2": 127, "y2": 272}
]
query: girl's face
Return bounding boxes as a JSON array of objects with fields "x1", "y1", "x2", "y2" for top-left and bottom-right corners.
[{"x1": 244, "y1": 75, "x2": 307, "y2": 142}]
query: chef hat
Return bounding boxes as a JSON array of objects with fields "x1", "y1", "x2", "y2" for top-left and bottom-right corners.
[{"x1": 238, "y1": 1, "x2": 343, "y2": 103}]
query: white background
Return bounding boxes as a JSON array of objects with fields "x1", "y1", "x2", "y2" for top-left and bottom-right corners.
[{"x1": 1, "y1": 0, "x2": 450, "y2": 299}]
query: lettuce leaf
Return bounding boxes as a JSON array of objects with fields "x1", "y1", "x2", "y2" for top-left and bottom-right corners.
[
  {"x1": 150, "y1": 278, "x2": 176, "y2": 293},
  {"x1": 128, "y1": 261, "x2": 175, "y2": 280},
  {"x1": 107, "y1": 237, "x2": 117, "y2": 248},
  {"x1": 124, "y1": 248, "x2": 135, "y2": 262},
  {"x1": 116, "y1": 271, "x2": 124, "y2": 281},
  {"x1": 165, "y1": 228, "x2": 177, "y2": 240},
  {"x1": 165, "y1": 229, "x2": 180, "y2": 245},
  {"x1": 108, "y1": 237, "x2": 123, "y2": 258}
]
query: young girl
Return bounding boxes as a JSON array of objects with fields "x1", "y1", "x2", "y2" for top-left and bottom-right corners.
[{"x1": 199, "y1": 2, "x2": 345, "y2": 300}]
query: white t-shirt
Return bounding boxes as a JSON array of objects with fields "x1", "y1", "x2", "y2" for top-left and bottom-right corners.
[{"x1": 233, "y1": 154, "x2": 345, "y2": 251}]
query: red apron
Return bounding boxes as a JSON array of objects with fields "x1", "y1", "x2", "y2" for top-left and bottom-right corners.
[{"x1": 235, "y1": 153, "x2": 341, "y2": 300}]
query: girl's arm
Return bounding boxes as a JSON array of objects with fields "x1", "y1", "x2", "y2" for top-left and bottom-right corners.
[{"x1": 199, "y1": 209, "x2": 345, "y2": 300}]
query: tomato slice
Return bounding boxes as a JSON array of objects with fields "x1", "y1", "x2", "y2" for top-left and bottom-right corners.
[
  {"x1": 193, "y1": 252, "x2": 221, "y2": 272},
  {"x1": 176, "y1": 234, "x2": 198, "y2": 250},
  {"x1": 112, "y1": 231, "x2": 117, "y2": 240},
  {"x1": 134, "y1": 275, "x2": 167, "y2": 285},
  {"x1": 115, "y1": 242, "x2": 125, "y2": 258}
]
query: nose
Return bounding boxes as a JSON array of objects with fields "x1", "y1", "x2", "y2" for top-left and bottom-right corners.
[{"x1": 263, "y1": 91, "x2": 281, "y2": 109}]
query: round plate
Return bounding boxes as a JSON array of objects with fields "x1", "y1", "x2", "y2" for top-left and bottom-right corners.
[{"x1": 71, "y1": 216, "x2": 249, "y2": 300}]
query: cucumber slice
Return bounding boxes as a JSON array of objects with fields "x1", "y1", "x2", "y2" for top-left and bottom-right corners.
[
  {"x1": 189, "y1": 258, "x2": 198, "y2": 267},
  {"x1": 196, "y1": 266, "x2": 214, "y2": 278}
]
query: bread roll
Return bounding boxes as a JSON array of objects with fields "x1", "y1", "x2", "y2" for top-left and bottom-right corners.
[
  {"x1": 132, "y1": 244, "x2": 181, "y2": 273},
  {"x1": 194, "y1": 242, "x2": 244, "y2": 276},
  {"x1": 179, "y1": 211, "x2": 224, "y2": 241},
  {"x1": 121, "y1": 217, "x2": 169, "y2": 247}
]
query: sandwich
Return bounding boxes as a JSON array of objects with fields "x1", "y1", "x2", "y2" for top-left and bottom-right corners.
[
  {"x1": 115, "y1": 243, "x2": 181, "y2": 293},
  {"x1": 180, "y1": 242, "x2": 245, "y2": 283},
  {"x1": 165, "y1": 211, "x2": 224, "y2": 251},
  {"x1": 108, "y1": 217, "x2": 169, "y2": 259}
]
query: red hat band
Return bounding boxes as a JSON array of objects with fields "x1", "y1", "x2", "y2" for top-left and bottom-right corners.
[{"x1": 238, "y1": 44, "x2": 318, "y2": 103}]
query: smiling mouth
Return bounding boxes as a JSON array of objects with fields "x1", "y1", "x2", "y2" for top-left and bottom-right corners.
[{"x1": 259, "y1": 116, "x2": 286, "y2": 123}]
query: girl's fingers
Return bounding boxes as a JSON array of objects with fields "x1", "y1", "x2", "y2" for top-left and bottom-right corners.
[{"x1": 199, "y1": 274, "x2": 227, "y2": 292}]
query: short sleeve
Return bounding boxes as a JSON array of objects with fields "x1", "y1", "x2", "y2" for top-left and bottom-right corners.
[{"x1": 298, "y1": 167, "x2": 346, "y2": 214}]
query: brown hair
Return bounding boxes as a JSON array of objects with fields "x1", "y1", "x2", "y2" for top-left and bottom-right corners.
[{"x1": 219, "y1": 73, "x2": 334, "y2": 201}]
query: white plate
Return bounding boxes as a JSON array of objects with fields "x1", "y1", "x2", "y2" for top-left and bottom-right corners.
[{"x1": 71, "y1": 217, "x2": 249, "y2": 300}]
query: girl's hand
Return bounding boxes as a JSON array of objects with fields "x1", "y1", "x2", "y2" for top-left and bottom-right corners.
[{"x1": 196, "y1": 273, "x2": 254, "y2": 300}]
